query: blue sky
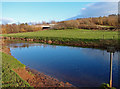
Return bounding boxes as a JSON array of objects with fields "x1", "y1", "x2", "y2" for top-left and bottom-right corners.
[
  {"x1": 2, "y1": 2, "x2": 91, "y2": 23},
  {"x1": 1, "y1": 2, "x2": 118, "y2": 24}
]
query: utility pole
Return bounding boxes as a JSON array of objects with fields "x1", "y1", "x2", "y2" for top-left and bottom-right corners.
[
  {"x1": 107, "y1": 47, "x2": 115, "y2": 88},
  {"x1": 110, "y1": 52, "x2": 113, "y2": 88}
]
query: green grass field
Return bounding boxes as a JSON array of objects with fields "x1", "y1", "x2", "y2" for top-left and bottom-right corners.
[
  {"x1": 2, "y1": 52, "x2": 31, "y2": 87},
  {"x1": 2, "y1": 29, "x2": 118, "y2": 40},
  {"x1": 2, "y1": 29, "x2": 119, "y2": 48}
]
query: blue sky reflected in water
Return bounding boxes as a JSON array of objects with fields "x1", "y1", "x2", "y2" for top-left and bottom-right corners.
[{"x1": 9, "y1": 43, "x2": 118, "y2": 87}]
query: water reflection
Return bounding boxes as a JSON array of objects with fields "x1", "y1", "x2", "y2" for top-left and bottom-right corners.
[{"x1": 7, "y1": 42, "x2": 118, "y2": 87}]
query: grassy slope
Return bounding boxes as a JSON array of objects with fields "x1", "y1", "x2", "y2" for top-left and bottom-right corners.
[
  {"x1": 2, "y1": 29, "x2": 118, "y2": 40},
  {"x1": 2, "y1": 52, "x2": 30, "y2": 87}
]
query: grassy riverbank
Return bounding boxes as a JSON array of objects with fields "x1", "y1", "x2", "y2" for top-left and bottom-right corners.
[
  {"x1": 2, "y1": 52, "x2": 31, "y2": 87},
  {"x1": 2, "y1": 29, "x2": 119, "y2": 49}
]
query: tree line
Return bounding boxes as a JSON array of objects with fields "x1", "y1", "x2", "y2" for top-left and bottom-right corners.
[
  {"x1": 1, "y1": 23, "x2": 42, "y2": 34},
  {"x1": 1, "y1": 14, "x2": 119, "y2": 34},
  {"x1": 52, "y1": 14, "x2": 118, "y2": 30}
]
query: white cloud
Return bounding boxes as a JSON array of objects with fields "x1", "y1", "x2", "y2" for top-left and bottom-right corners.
[
  {"x1": 68, "y1": 2, "x2": 118, "y2": 20},
  {"x1": 79, "y1": 2, "x2": 118, "y2": 18},
  {"x1": 0, "y1": 17, "x2": 15, "y2": 24},
  {"x1": 81, "y1": 8, "x2": 86, "y2": 10}
]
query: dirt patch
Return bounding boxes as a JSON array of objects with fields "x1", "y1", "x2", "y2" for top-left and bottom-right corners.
[
  {"x1": 0, "y1": 38, "x2": 11, "y2": 55},
  {"x1": 13, "y1": 68, "x2": 72, "y2": 88}
]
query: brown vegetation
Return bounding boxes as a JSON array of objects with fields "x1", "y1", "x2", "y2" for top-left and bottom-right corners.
[
  {"x1": 1, "y1": 23, "x2": 42, "y2": 34},
  {"x1": 52, "y1": 14, "x2": 118, "y2": 30},
  {"x1": 0, "y1": 37, "x2": 11, "y2": 55}
]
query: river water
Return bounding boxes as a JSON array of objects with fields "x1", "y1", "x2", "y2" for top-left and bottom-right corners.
[{"x1": 7, "y1": 42, "x2": 119, "y2": 87}]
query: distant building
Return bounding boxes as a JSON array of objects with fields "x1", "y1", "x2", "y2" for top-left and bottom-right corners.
[{"x1": 34, "y1": 24, "x2": 56, "y2": 30}]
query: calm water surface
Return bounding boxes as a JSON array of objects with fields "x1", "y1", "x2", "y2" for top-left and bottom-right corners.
[{"x1": 8, "y1": 43, "x2": 119, "y2": 87}]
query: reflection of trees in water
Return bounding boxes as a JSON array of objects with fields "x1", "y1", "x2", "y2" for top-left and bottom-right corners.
[{"x1": 8, "y1": 42, "x2": 57, "y2": 49}]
